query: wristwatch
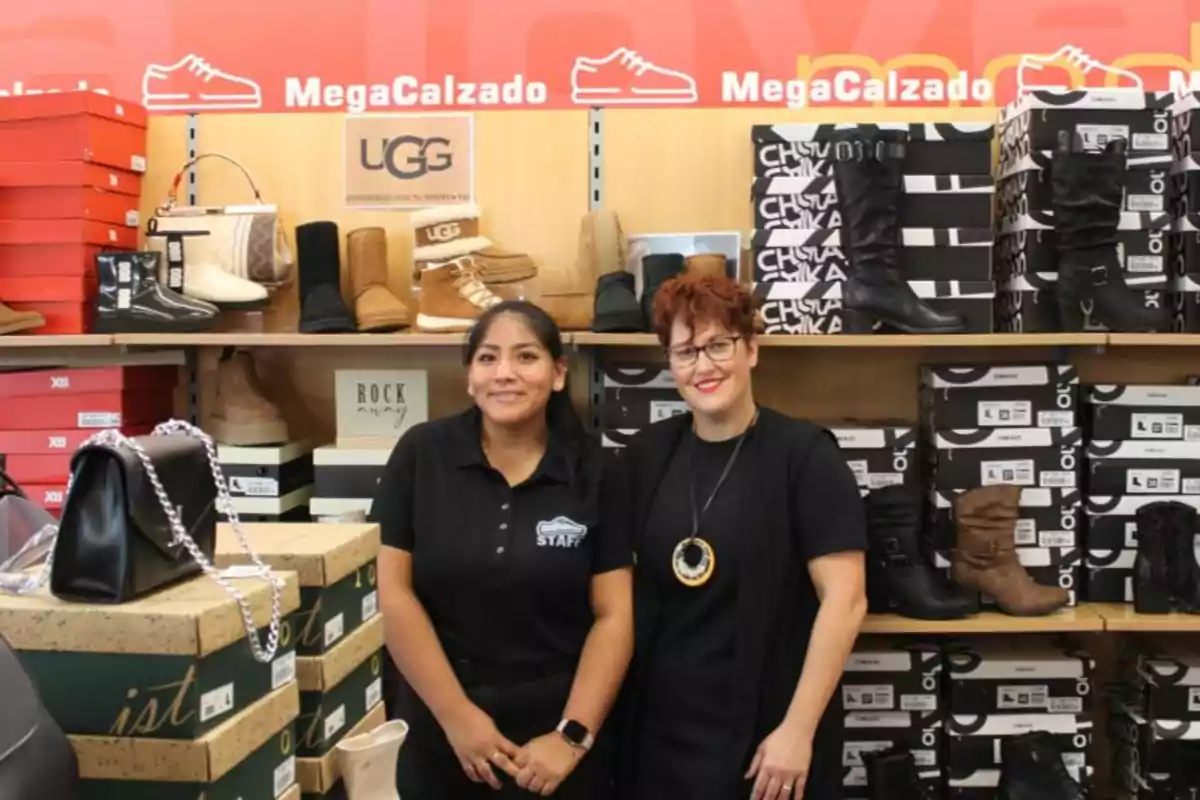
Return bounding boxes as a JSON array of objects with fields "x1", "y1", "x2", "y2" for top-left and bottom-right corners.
[{"x1": 556, "y1": 719, "x2": 594, "y2": 750}]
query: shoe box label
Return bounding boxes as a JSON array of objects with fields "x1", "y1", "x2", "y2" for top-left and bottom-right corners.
[
  {"x1": 313, "y1": 446, "x2": 390, "y2": 501},
  {"x1": 946, "y1": 713, "x2": 1092, "y2": 775},
  {"x1": 752, "y1": 227, "x2": 993, "y2": 283},
  {"x1": 843, "y1": 640, "x2": 941, "y2": 713},
  {"x1": 997, "y1": 273, "x2": 1172, "y2": 334},
  {"x1": 999, "y1": 98, "x2": 1171, "y2": 161},
  {"x1": 932, "y1": 546, "x2": 1083, "y2": 607},
  {"x1": 219, "y1": 443, "x2": 315, "y2": 500},
  {"x1": 828, "y1": 426, "x2": 917, "y2": 491},
  {"x1": 920, "y1": 366, "x2": 1077, "y2": 430},
  {"x1": 1087, "y1": 440, "x2": 1200, "y2": 495},
  {"x1": 751, "y1": 175, "x2": 994, "y2": 230},
  {"x1": 752, "y1": 122, "x2": 994, "y2": 177},
  {"x1": 842, "y1": 711, "x2": 942, "y2": 789},
  {"x1": 1085, "y1": 384, "x2": 1200, "y2": 442},
  {"x1": 929, "y1": 488, "x2": 1081, "y2": 550},
  {"x1": 1086, "y1": 493, "x2": 1200, "y2": 550},
  {"x1": 0, "y1": 390, "x2": 173, "y2": 430},
  {"x1": 754, "y1": 280, "x2": 994, "y2": 335},
  {"x1": 930, "y1": 427, "x2": 1082, "y2": 491},
  {"x1": 996, "y1": 153, "x2": 1170, "y2": 215}
]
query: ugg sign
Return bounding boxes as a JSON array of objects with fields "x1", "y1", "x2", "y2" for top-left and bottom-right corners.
[{"x1": 334, "y1": 369, "x2": 428, "y2": 447}]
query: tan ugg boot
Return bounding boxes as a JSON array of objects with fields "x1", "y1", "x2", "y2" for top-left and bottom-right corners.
[
  {"x1": 951, "y1": 485, "x2": 1070, "y2": 616},
  {"x1": 686, "y1": 253, "x2": 730, "y2": 279},
  {"x1": 538, "y1": 210, "x2": 625, "y2": 330},
  {"x1": 415, "y1": 257, "x2": 502, "y2": 332},
  {"x1": 209, "y1": 349, "x2": 289, "y2": 445},
  {"x1": 347, "y1": 227, "x2": 410, "y2": 332},
  {"x1": 410, "y1": 203, "x2": 537, "y2": 293},
  {"x1": 336, "y1": 719, "x2": 408, "y2": 800},
  {"x1": 0, "y1": 302, "x2": 44, "y2": 335}
]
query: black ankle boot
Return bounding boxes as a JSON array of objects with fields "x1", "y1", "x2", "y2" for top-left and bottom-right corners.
[
  {"x1": 828, "y1": 130, "x2": 965, "y2": 334},
  {"x1": 1051, "y1": 131, "x2": 1166, "y2": 333},
  {"x1": 1134, "y1": 501, "x2": 1200, "y2": 614},
  {"x1": 640, "y1": 253, "x2": 685, "y2": 328},
  {"x1": 92, "y1": 251, "x2": 219, "y2": 333},
  {"x1": 864, "y1": 485, "x2": 977, "y2": 620},
  {"x1": 296, "y1": 221, "x2": 356, "y2": 334},
  {"x1": 592, "y1": 271, "x2": 643, "y2": 332},
  {"x1": 863, "y1": 746, "x2": 933, "y2": 800},
  {"x1": 998, "y1": 732, "x2": 1086, "y2": 799}
]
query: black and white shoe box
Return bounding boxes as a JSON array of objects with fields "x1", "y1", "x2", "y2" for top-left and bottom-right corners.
[
  {"x1": 944, "y1": 638, "x2": 1094, "y2": 716},
  {"x1": 995, "y1": 220, "x2": 1169, "y2": 281},
  {"x1": 920, "y1": 364, "x2": 1078, "y2": 431},
  {"x1": 1110, "y1": 698, "x2": 1200, "y2": 798},
  {"x1": 753, "y1": 279, "x2": 994, "y2": 335},
  {"x1": 998, "y1": 90, "x2": 1172, "y2": 167},
  {"x1": 218, "y1": 441, "x2": 314, "y2": 521},
  {"x1": 996, "y1": 270, "x2": 1171, "y2": 334},
  {"x1": 928, "y1": 488, "x2": 1081, "y2": 551},
  {"x1": 1086, "y1": 440, "x2": 1200, "y2": 496},
  {"x1": 1122, "y1": 637, "x2": 1200, "y2": 724},
  {"x1": 946, "y1": 713, "x2": 1093, "y2": 799},
  {"x1": 932, "y1": 547, "x2": 1082, "y2": 607},
  {"x1": 752, "y1": 175, "x2": 993, "y2": 230},
  {"x1": 996, "y1": 150, "x2": 1171, "y2": 216},
  {"x1": 1086, "y1": 496, "x2": 1200, "y2": 602},
  {"x1": 828, "y1": 425, "x2": 918, "y2": 493},
  {"x1": 599, "y1": 363, "x2": 684, "y2": 430},
  {"x1": 1171, "y1": 274, "x2": 1200, "y2": 332},
  {"x1": 929, "y1": 427, "x2": 1082, "y2": 493},
  {"x1": 841, "y1": 712, "x2": 942, "y2": 798},
  {"x1": 752, "y1": 227, "x2": 992, "y2": 283},
  {"x1": 752, "y1": 122, "x2": 994, "y2": 177},
  {"x1": 1084, "y1": 384, "x2": 1200, "y2": 442},
  {"x1": 310, "y1": 445, "x2": 391, "y2": 519},
  {"x1": 843, "y1": 638, "x2": 942, "y2": 715}
]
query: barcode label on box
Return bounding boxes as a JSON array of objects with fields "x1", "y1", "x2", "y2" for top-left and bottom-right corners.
[
  {"x1": 1040, "y1": 531, "x2": 1075, "y2": 548},
  {"x1": 1014, "y1": 519, "x2": 1037, "y2": 546},
  {"x1": 1132, "y1": 413, "x2": 1183, "y2": 439},
  {"x1": 200, "y1": 682, "x2": 234, "y2": 723},
  {"x1": 982, "y1": 460, "x2": 1035, "y2": 486},
  {"x1": 78, "y1": 412, "x2": 120, "y2": 428},
  {"x1": 1040, "y1": 471, "x2": 1077, "y2": 488},
  {"x1": 272, "y1": 651, "x2": 296, "y2": 690},
  {"x1": 900, "y1": 694, "x2": 938, "y2": 712},
  {"x1": 229, "y1": 476, "x2": 280, "y2": 497},
  {"x1": 362, "y1": 591, "x2": 379, "y2": 621},
  {"x1": 978, "y1": 401, "x2": 1032, "y2": 427},
  {"x1": 324, "y1": 704, "x2": 347, "y2": 741},
  {"x1": 847, "y1": 460, "x2": 868, "y2": 486},
  {"x1": 367, "y1": 677, "x2": 383, "y2": 710},
  {"x1": 274, "y1": 755, "x2": 296, "y2": 797},
  {"x1": 325, "y1": 613, "x2": 345, "y2": 647},
  {"x1": 998, "y1": 684, "x2": 1048, "y2": 710},
  {"x1": 1127, "y1": 255, "x2": 1164, "y2": 273},
  {"x1": 1050, "y1": 697, "x2": 1084, "y2": 713},
  {"x1": 843, "y1": 685, "x2": 894, "y2": 710},
  {"x1": 1127, "y1": 195, "x2": 1165, "y2": 213},
  {"x1": 1127, "y1": 470, "x2": 1180, "y2": 493}
]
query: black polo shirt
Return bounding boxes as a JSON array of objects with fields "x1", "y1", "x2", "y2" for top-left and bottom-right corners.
[{"x1": 369, "y1": 407, "x2": 630, "y2": 671}]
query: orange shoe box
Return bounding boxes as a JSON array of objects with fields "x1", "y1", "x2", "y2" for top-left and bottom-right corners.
[
  {"x1": 3, "y1": 301, "x2": 92, "y2": 335},
  {"x1": 0, "y1": 391, "x2": 172, "y2": 430},
  {"x1": 0, "y1": 273, "x2": 95, "y2": 303},
  {"x1": 0, "y1": 243, "x2": 103, "y2": 277},
  {"x1": 0, "y1": 425, "x2": 155, "y2": 454},
  {"x1": 2, "y1": 453, "x2": 72, "y2": 483},
  {"x1": 0, "y1": 365, "x2": 176, "y2": 396},
  {"x1": 0, "y1": 93, "x2": 147, "y2": 173},
  {"x1": 0, "y1": 160, "x2": 143, "y2": 197},
  {"x1": 0, "y1": 219, "x2": 137, "y2": 248},
  {"x1": 0, "y1": 187, "x2": 139, "y2": 227}
]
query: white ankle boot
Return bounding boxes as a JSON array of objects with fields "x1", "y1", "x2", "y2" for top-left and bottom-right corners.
[
  {"x1": 174, "y1": 261, "x2": 269, "y2": 309},
  {"x1": 335, "y1": 719, "x2": 409, "y2": 800}
]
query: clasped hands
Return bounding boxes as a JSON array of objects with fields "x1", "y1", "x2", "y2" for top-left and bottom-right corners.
[{"x1": 446, "y1": 704, "x2": 583, "y2": 795}]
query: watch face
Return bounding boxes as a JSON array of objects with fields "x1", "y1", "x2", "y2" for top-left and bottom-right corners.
[{"x1": 561, "y1": 720, "x2": 589, "y2": 745}]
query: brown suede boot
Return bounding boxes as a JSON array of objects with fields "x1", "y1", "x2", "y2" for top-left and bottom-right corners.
[
  {"x1": 410, "y1": 203, "x2": 536, "y2": 292},
  {"x1": 210, "y1": 349, "x2": 289, "y2": 445},
  {"x1": 347, "y1": 227, "x2": 410, "y2": 332},
  {"x1": 685, "y1": 253, "x2": 729, "y2": 279},
  {"x1": 0, "y1": 302, "x2": 44, "y2": 335},
  {"x1": 951, "y1": 486, "x2": 1070, "y2": 616},
  {"x1": 538, "y1": 210, "x2": 625, "y2": 330},
  {"x1": 414, "y1": 257, "x2": 502, "y2": 332}
]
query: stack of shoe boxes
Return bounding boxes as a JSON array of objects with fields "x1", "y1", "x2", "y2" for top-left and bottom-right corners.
[
  {"x1": 600, "y1": 363, "x2": 687, "y2": 451},
  {"x1": 0, "y1": 568, "x2": 304, "y2": 797},
  {"x1": 921, "y1": 365, "x2": 1084, "y2": 606},
  {"x1": 214, "y1": 523, "x2": 387, "y2": 799},
  {"x1": 0, "y1": 92, "x2": 147, "y2": 334},
  {"x1": 219, "y1": 442, "x2": 315, "y2": 523},
  {"x1": 945, "y1": 637, "x2": 1095, "y2": 797},
  {"x1": 840, "y1": 638, "x2": 941, "y2": 798},
  {"x1": 0, "y1": 364, "x2": 175, "y2": 514},
  {"x1": 1111, "y1": 636, "x2": 1200, "y2": 796},
  {"x1": 1168, "y1": 92, "x2": 1200, "y2": 327},
  {"x1": 1083, "y1": 384, "x2": 1200, "y2": 602},
  {"x1": 995, "y1": 90, "x2": 1173, "y2": 332},
  {"x1": 749, "y1": 122, "x2": 995, "y2": 334}
]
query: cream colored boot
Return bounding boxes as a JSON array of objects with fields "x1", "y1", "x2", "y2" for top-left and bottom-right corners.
[
  {"x1": 410, "y1": 204, "x2": 537, "y2": 295},
  {"x1": 415, "y1": 257, "x2": 502, "y2": 332},
  {"x1": 335, "y1": 719, "x2": 409, "y2": 800}
]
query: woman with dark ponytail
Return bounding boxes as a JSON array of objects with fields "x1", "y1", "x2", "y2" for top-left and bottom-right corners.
[{"x1": 371, "y1": 300, "x2": 633, "y2": 799}]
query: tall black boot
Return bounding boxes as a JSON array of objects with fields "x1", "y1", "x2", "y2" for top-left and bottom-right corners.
[
  {"x1": 640, "y1": 253, "x2": 685, "y2": 329},
  {"x1": 864, "y1": 484, "x2": 977, "y2": 619},
  {"x1": 1051, "y1": 132, "x2": 1165, "y2": 332},
  {"x1": 863, "y1": 746, "x2": 933, "y2": 800},
  {"x1": 829, "y1": 130, "x2": 965, "y2": 334},
  {"x1": 296, "y1": 221, "x2": 356, "y2": 334},
  {"x1": 92, "y1": 251, "x2": 219, "y2": 333},
  {"x1": 1165, "y1": 502, "x2": 1200, "y2": 613},
  {"x1": 998, "y1": 732, "x2": 1086, "y2": 800}
]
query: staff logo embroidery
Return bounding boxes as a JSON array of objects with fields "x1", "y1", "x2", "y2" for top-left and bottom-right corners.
[{"x1": 536, "y1": 516, "x2": 588, "y2": 548}]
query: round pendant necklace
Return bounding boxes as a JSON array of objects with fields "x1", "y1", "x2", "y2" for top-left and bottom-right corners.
[{"x1": 671, "y1": 410, "x2": 759, "y2": 588}]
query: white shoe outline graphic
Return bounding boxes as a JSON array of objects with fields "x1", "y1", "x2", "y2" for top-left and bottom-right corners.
[
  {"x1": 142, "y1": 54, "x2": 262, "y2": 111},
  {"x1": 570, "y1": 47, "x2": 697, "y2": 105},
  {"x1": 1016, "y1": 44, "x2": 1143, "y2": 95}
]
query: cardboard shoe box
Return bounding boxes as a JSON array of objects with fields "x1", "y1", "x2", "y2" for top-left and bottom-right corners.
[
  {"x1": 997, "y1": 151, "x2": 1170, "y2": 216},
  {"x1": 843, "y1": 638, "x2": 941, "y2": 714},
  {"x1": 842, "y1": 711, "x2": 942, "y2": 798},
  {"x1": 752, "y1": 227, "x2": 993, "y2": 283},
  {"x1": 929, "y1": 487, "x2": 1082, "y2": 551},
  {"x1": 828, "y1": 424, "x2": 918, "y2": 493},
  {"x1": 0, "y1": 572, "x2": 301, "y2": 739},
  {"x1": 601, "y1": 363, "x2": 685, "y2": 429},
  {"x1": 945, "y1": 638, "x2": 1094, "y2": 715},
  {"x1": 296, "y1": 616, "x2": 386, "y2": 758},
  {"x1": 930, "y1": 427, "x2": 1083, "y2": 492},
  {"x1": 920, "y1": 364, "x2": 1078, "y2": 431},
  {"x1": 1084, "y1": 384, "x2": 1200, "y2": 442},
  {"x1": 946, "y1": 713, "x2": 1092, "y2": 799},
  {"x1": 752, "y1": 122, "x2": 994, "y2": 177},
  {"x1": 755, "y1": 280, "x2": 994, "y2": 335},
  {"x1": 1086, "y1": 440, "x2": 1200, "y2": 495},
  {"x1": 751, "y1": 175, "x2": 993, "y2": 229}
]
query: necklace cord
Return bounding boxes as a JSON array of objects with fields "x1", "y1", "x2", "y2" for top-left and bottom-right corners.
[{"x1": 685, "y1": 410, "x2": 759, "y2": 547}]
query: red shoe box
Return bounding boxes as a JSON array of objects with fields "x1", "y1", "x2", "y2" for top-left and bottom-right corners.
[
  {"x1": 3, "y1": 453, "x2": 72, "y2": 483},
  {"x1": 0, "y1": 187, "x2": 139, "y2": 227},
  {"x1": 0, "y1": 274, "x2": 95, "y2": 302},
  {"x1": 0, "y1": 365, "x2": 176, "y2": 396},
  {"x1": 0, "y1": 243, "x2": 103, "y2": 278},
  {"x1": 0, "y1": 425, "x2": 155, "y2": 454},
  {"x1": 3, "y1": 301, "x2": 92, "y2": 334},
  {"x1": 0, "y1": 93, "x2": 148, "y2": 173},
  {"x1": 0, "y1": 219, "x2": 138, "y2": 248},
  {"x1": 0, "y1": 160, "x2": 143, "y2": 197},
  {"x1": 21, "y1": 484, "x2": 66, "y2": 515},
  {"x1": 0, "y1": 391, "x2": 173, "y2": 429}
]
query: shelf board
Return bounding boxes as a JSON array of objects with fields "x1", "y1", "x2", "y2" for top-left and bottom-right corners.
[
  {"x1": 861, "y1": 605, "x2": 1104, "y2": 635},
  {"x1": 1092, "y1": 603, "x2": 1200, "y2": 632},
  {"x1": 571, "y1": 332, "x2": 1108, "y2": 348},
  {"x1": 0, "y1": 335, "x2": 115, "y2": 347},
  {"x1": 111, "y1": 332, "x2": 470, "y2": 347},
  {"x1": 1108, "y1": 334, "x2": 1200, "y2": 347}
]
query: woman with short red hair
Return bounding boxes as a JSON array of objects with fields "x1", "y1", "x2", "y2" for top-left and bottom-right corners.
[{"x1": 613, "y1": 274, "x2": 869, "y2": 800}]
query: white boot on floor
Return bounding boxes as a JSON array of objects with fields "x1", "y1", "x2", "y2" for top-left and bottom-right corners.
[{"x1": 336, "y1": 719, "x2": 409, "y2": 800}]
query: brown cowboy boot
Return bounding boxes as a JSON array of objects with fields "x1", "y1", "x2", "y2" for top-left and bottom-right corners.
[
  {"x1": 951, "y1": 485, "x2": 1070, "y2": 616},
  {"x1": 0, "y1": 302, "x2": 44, "y2": 335},
  {"x1": 347, "y1": 227, "x2": 410, "y2": 332},
  {"x1": 210, "y1": 349, "x2": 289, "y2": 446}
]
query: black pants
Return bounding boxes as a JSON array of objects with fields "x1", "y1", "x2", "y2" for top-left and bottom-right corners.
[{"x1": 395, "y1": 663, "x2": 614, "y2": 800}]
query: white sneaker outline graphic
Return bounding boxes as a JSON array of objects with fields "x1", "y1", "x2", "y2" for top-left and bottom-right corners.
[
  {"x1": 142, "y1": 54, "x2": 262, "y2": 111},
  {"x1": 570, "y1": 47, "x2": 697, "y2": 105},
  {"x1": 1016, "y1": 44, "x2": 1143, "y2": 95}
]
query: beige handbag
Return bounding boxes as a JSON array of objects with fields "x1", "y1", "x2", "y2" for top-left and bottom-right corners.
[{"x1": 148, "y1": 154, "x2": 294, "y2": 289}]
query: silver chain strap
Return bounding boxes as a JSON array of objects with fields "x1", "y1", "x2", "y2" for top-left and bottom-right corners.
[{"x1": 0, "y1": 420, "x2": 284, "y2": 664}]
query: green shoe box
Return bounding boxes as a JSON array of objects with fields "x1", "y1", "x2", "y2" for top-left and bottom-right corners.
[
  {"x1": 296, "y1": 614, "x2": 385, "y2": 758},
  {"x1": 0, "y1": 570, "x2": 301, "y2": 739},
  {"x1": 73, "y1": 680, "x2": 300, "y2": 799},
  {"x1": 213, "y1": 522, "x2": 381, "y2": 656},
  {"x1": 297, "y1": 701, "x2": 386, "y2": 797}
]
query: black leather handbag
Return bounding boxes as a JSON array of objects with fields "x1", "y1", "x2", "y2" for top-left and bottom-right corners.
[
  {"x1": 49, "y1": 428, "x2": 218, "y2": 604},
  {"x1": 0, "y1": 633, "x2": 79, "y2": 799}
]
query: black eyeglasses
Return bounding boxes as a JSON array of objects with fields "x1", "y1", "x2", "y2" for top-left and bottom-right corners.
[{"x1": 667, "y1": 336, "x2": 741, "y2": 367}]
